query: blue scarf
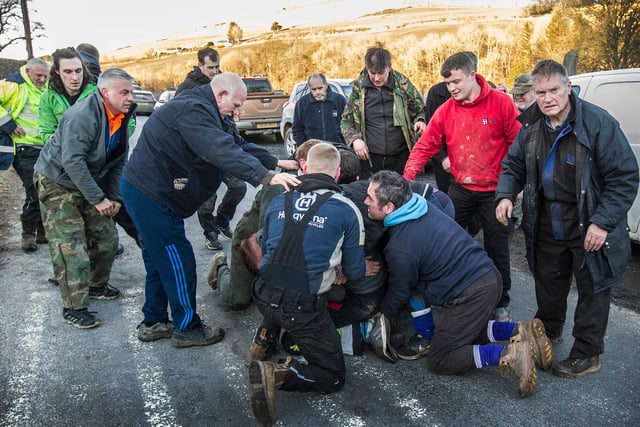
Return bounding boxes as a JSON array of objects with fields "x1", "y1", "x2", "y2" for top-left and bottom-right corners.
[{"x1": 384, "y1": 193, "x2": 428, "y2": 227}]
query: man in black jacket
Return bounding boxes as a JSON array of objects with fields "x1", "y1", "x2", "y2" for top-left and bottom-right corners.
[
  {"x1": 176, "y1": 47, "x2": 245, "y2": 250},
  {"x1": 496, "y1": 59, "x2": 639, "y2": 378},
  {"x1": 122, "y1": 73, "x2": 299, "y2": 348},
  {"x1": 292, "y1": 73, "x2": 346, "y2": 147}
]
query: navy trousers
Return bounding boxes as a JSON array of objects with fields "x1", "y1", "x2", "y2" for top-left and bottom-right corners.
[{"x1": 121, "y1": 178, "x2": 202, "y2": 331}]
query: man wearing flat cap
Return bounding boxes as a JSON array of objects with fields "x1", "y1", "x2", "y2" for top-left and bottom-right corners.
[{"x1": 510, "y1": 73, "x2": 535, "y2": 112}]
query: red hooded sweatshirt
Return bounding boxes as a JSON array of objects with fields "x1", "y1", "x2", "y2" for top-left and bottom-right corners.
[{"x1": 403, "y1": 73, "x2": 521, "y2": 192}]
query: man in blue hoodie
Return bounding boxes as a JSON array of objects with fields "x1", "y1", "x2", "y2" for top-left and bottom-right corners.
[{"x1": 366, "y1": 170, "x2": 552, "y2": 399}]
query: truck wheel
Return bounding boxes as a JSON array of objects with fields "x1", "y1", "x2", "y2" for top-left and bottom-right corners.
[{"x1": 284, "y1": 128, "x2": 296, "y2": 157}]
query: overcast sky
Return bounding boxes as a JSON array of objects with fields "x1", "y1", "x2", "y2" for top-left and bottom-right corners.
[{"x1": 4, "y1": 0, "x2": 525, "y2": 60}]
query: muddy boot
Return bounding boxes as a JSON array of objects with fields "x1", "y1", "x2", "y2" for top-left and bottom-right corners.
[
  {"x1": 499, "y1": 341, "x2": 538, "y2": 398},
  {"x1": 21, "y1": 221, "x2": 37, "y2": 251},
  {"x1": 510, "y1": 318, "x2": 553, "y2": 371},
  {"x1": 245, "y1": 326, "x2": 279, "y2": 366},
  {"x1": 35, "y1": 220, "x2": 48, "y2": 244},
  {"x1": 249, "y1": 359, "x2": 290, "y2": 427}
]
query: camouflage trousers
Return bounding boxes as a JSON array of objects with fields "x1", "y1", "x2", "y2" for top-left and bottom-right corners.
[{"x1": 36, "y1": 173, "x2": 118, "y2": 309}]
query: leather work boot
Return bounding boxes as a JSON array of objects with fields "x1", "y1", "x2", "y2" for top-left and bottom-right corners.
[
  {"x1": 245, "y1": 327, "x2": 279, "y2": 366},
  {"x1": 249, "y1": 360, "x2": 290, "y2": 427},
  {"x1": 21, "y1": 220, "x2": 37, "y2": 251},
  {"x1": 35, "y1": 221, "x2": 48, "y2": 244},
  {"x1": 206, "y1": 252, "x2": 227, "y2": 290},
  {"x1": 510, "y1": 318, "x2": 553, "y2": 371},
  {"x1": 499, "y1": 341, "x2": 538, "y2": 398},
  {"x1": 246, "y1": 342, "x2": 270, "y2": 366}
]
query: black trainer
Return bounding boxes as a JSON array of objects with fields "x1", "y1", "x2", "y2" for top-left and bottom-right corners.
[
  {"x1": 205, "y1": 231, "x2": 222, "y2": 250},
  {"x1": 115, "y1": 243, "x2": 125, "y2": 257},
  {"x1": 552, "y1": 356, "x2": 601, "y2": 378},
  {"x1": 63, "y1": 308, "x2": 100, "y2": 329},
  {"x1": 216, "y1": 224, "x2": 233, "y2": 239},
  {"x1": 397, "y1": 333, "x2": 431, "y2": 361},
  {"x1": 89, "y1": 284, "x2": 121, "y2": 300}
]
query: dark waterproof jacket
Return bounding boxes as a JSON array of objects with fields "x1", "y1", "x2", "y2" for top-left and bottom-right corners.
[
  {"x1": 175, "y1": 67, "x2": 210, "y2": 95},
  {"x1": 292, "y1": 87, "x2": 346, "y2": 146},
  {"x1": 123, "y1": 83, "x2": 278, "y2": 218},
  {"x1": 496, "y1": 94, "x2": 639, "y2": 292}
]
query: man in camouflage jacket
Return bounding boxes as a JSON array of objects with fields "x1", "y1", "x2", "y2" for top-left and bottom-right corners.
[{"x1": 341, "y1": 46, "x2": 425, "y2": 179}]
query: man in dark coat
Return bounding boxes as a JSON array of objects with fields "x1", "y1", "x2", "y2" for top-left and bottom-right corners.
[{"x1": 496, "y1": 59, "x2": 639, "y2": 378}]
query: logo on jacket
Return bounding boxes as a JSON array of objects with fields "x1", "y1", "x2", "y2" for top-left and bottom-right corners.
[
  {"x1": 482, "y1": 117, "x2": 496, "y2": 125},
  {"x1": 277, "y1": 192, "x2": 328, "y2": 229},
  {"x1": 294, "y1": 192, "x2": 317, "y2": 211},
  {"x1": 173, "y1": 178, "x2": 188, "y2": 190}
]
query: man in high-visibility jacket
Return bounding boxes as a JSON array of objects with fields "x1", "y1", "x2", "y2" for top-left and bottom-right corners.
[{"x1": 0, "y1": 57, "x2": 49, "y2": 251}]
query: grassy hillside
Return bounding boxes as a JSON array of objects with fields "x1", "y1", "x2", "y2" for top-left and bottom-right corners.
[{"x1": 103, "y1": 5, "x2": 550, "y2": 96}]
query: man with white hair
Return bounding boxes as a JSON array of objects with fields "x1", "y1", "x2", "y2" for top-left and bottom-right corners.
[{"x1": 122, "y1": 72, "x2": 299, "y2": 348}]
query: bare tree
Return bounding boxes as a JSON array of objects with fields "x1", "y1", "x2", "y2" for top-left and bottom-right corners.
[
  {"x1": 595, "y1": 0, "x2": 640, "y2": 69},
  {"x1": 0, "y1": 0, "x2": 43, "y2": 57},
  {"x1": 227, "y1": 22, "x2": 243, "y2": 45}
]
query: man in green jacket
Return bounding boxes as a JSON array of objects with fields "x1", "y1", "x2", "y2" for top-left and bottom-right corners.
[
  {"x1": 0, "y1": 58, "x2": 49, "y2": 251},
  {"x1": 39, "y1": 47, "x2": 97, "y2": 144},
  {"x1": 341, "y1": 45, "x2": 425, "y2": 179}
]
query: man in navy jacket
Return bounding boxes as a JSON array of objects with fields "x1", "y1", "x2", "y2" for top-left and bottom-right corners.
[
  {"x1": 121, "y1": 72, "x2": 299, "y2": 348},
  {"x1": 367, "y1": 171, "x2": 552, "y2": 398},
  {"x1": 292, "y1": 73, "x2": 346, "y2": 147}
]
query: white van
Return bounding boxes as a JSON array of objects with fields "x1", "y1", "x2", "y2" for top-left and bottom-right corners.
[{"x1": 570, "y1": 68, "x2": 640, "y2": 243}]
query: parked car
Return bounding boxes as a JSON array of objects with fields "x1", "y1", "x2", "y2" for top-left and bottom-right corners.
[
  {"x1": 235, "y1": 76, "x2": 289, "y2": 141},
  {"x1": 154, "y1": 89, "x2": 176, "y2": 111},
  {"x1": 280, "y1": 78, "x2": 353, "y2": 156},
  {"x1": 569, "y1": 68, "x2": 640, "y2": 243},
  {"x1": 132, "y1": 89, "x2": 156, "y2": 115}
]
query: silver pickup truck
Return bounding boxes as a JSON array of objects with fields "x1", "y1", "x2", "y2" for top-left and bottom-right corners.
[{"x1": 235, "y1": 76, "x2": 288, "y2": 141}]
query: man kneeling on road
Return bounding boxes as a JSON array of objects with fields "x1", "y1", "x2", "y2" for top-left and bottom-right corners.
[
  {"x1": 366, "y1": 171, "x2": 553, "y2": 398},
  {"x1": 248, "y1": 143, "x2": 367, "y2": 426}
]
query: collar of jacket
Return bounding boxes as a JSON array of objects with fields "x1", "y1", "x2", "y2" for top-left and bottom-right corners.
[
  {"x1": 187, "y1": 67, "x2": 211, "y2": 85},
  {"x1": 296, "y1": 173, "x2": 341, "y2": 193}
]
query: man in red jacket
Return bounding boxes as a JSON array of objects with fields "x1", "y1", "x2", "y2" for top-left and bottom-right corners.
[{"x1": 403, "y1": 51, "x2": 521, "y2": 321}]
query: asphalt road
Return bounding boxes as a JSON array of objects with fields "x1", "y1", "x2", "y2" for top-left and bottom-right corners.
[{"x1": 1, "y1": 117, "x2": 639, "y2": 426}]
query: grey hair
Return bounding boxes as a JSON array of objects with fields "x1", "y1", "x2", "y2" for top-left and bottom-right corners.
[
  {"x1": 26, "y1": 57, "x2": 49, "y2": 70},
  {"x1": 308, "y1": 72, "x2": 327, "y2": 86},
  {"x1": 97, "y1": 68, "x2": 135, "y2": 89},
  {"x1": 531, "y1": 59, "x2": 570, "y2": 85},
  {"x1": 369, "y1": 170, "x2": 412, "y2": 209}
]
